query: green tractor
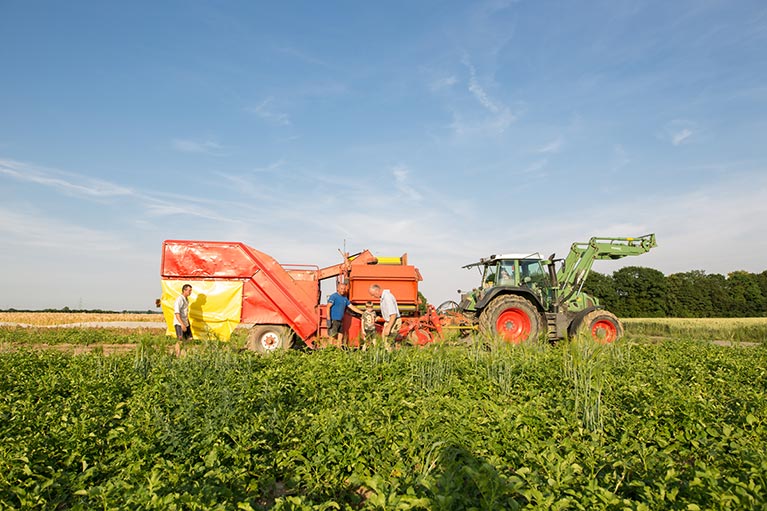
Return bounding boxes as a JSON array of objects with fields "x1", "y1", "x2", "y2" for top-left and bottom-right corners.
[{"x1": 441, "y1": 234, "x2": 657, "y2": 343}]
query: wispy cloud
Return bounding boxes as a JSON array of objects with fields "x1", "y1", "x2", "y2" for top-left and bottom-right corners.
[
  {"x1": 663, "y1": 119, "x2": 697, "y2": 146},
  {"x1": 275, "y1": 46, "x2": 331, "y2": 68},
  {"x1": 0, "y1": 205, "x2": 131, "y2": 252},
  {"x1": 537, "y1": 137, "x2": 563, "y2": 154},
  {"x1": 392, "y1": 164, "x2": 423, "y2": 201},
  {"x1": 466, "y1": 69, "x2": 500, "y2": 113},
  {"x1": 671, "y1": 128, "x2": 693, "y2": 146},
  {"x1": 251, "y1": 159, "x2": 287, "y2": 173},
  {"x1": 0, "y1": 159, "x2": 134, "y2": 199},
  {"x1": 522, "y1": 159, "x2": 548, "y2": 175},
  {"x1": 171, "y1": 138, "x2": 225, "y2": 155},
  {"x1": 0, "y1": 157, "x2": 237, "y2": 225},
  {"x1": 142, "y1": 201, "x2": 239, "y2": 223},
  {"x1": 248, "y1": 97, "x2": 291, "y2": 126},
  {"x1": 429, "y1": 75, "x2": 458, "y2": 91},
  {"x1": 448, "y1": 55, "x2": 516, "y2": 136}
]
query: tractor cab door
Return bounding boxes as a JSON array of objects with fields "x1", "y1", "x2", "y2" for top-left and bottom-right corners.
[
  {"x1": 482, "y1": 263, "x2": 498, "y2": 289},
  {"x1": 519, "y1": 259, "x2": 552, "y2": 307}
]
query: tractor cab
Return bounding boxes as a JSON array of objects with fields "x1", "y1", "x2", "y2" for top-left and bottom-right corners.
[{"x1": 461, "y1": 253, "x2": 553, "y2": 311}]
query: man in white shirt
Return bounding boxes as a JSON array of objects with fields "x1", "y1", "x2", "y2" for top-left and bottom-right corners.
[
  {"x1": 368, "y1": 284, "x2": 401, "y2": 342},
  {"x1": 174, "y1": 284, "x2": 193, "y2": 355}
]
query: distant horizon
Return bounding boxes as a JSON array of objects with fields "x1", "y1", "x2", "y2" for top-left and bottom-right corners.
[
  {"x1": 1, "y1": 264, "x2": 765, "y2": 313},
  {"x1": 0, "y1": 308, "x2": 162, "y2": 314}
]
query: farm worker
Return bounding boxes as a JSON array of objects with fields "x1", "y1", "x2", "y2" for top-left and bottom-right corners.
[
  {"x1": 174, "y1": 284, "x2": 193, "y2": 355},
  {"x1": 327, "y1": 282, "x2": 363, "y2": 346},
  {"x1": 368, "y1": 284, "x2": 401, "y2": 343}
]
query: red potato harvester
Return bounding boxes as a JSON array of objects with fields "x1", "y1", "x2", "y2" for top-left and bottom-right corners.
[{"x1": 160, "y1": 240, "x2": 443, "y2": 352}]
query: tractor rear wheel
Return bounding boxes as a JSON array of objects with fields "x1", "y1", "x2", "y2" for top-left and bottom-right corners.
[
  {"x1": 479, "y1": 295, "x2": 542, "y2": 344},
  {"x1": 576, "y1": 310, "x2": 623, "y2": 343},
  {"x1": 246, "y1": 325, "x2": 294, "y2": 353}
]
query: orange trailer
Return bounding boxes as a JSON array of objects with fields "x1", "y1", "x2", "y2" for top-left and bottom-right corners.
[{"x1": 160, "y1": 240, "x2": 442, "y2": 351}]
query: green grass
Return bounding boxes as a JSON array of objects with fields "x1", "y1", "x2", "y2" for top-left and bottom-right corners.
[{"x1": 1, "y1": 329, "x2": 766, "y2": 509}]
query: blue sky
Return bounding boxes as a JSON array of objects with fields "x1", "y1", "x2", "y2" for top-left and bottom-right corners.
[{"x1": 1, "y1": 0, "x2": 766, "y2": 310}]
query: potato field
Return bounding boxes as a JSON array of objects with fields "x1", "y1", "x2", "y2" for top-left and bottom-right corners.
[{"x1": 1, "y1": 319, "x2": 766, "y2": 510}]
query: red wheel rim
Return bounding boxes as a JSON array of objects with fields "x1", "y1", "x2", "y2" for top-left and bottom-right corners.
[
  {"x1": 495, "y1": 308, "x2": 531, "y2": 343},
  {"x1": 261, "y1": 333, "x2": 278, "y2": 349},
  {"x1": 591, "y1": 320, "x2": 617, "y2": 343}
]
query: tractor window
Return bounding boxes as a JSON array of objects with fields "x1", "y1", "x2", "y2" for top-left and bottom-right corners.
[
  {"x1": 519, "y1": 260, "x2": 548, "y2": 288},
  {"x1": 498, "y1": 261, "x2": 515, "y2": 285},
  {"x1": 482, "y1": 264, "x2": 498, "y2": 288}
]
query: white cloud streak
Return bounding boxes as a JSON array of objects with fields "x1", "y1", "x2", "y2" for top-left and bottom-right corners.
[
  {"x1": 663, "y1": 119, "x2": 697, "y2": 146},
  {"x1": 430, "y1": 75, "x2": 458, "y2": 91},
  {"x1": 537, "y1": 137, "x2": 563, "y2": 154},
  {"x1": 0, "y1": 159, "x2": 134, "y2": 198},
  {"x1": 672, "y1": 128, "x2": 693, "y2": 146},
  {"x1": 0, "y1": 205, "x2": 131, "y2": 253},
  {"x1": 392, "y1": 164, "x2": 423, "y2": 201},
  {"x1": 249, "y1": 97, "x2": 291, "y2": 126},
  {"x1": 447, "y1": 56, "x2": 516, "y2": 136},
  {"x1": 522, "y1": 159, "x2": 548, "y2": 175},
  {"x1": 171, "y1": 138, "x2": 225, "y2": 155}
]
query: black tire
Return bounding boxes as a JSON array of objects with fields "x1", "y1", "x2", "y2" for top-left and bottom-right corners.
[
  {"x1": 574, "y1": 310, "x2": 623, "y2": 343},
  {"x1": 246, "y1": 325, "x2": 294, "y2": 353},
  {"x1": 479, "y1": 295, "x2": 542, "y2": 344}
]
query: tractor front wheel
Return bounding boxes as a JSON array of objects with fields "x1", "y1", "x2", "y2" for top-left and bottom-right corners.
[
  {"x1": 479, "y1": 295, "x2": 542, "y2": 344},
  {"x1": 246, "y1": 325, "x2": 294, "y2": 353},
  {"x1": 576, "y1": 310, "x2": 623, "y2": 343}
]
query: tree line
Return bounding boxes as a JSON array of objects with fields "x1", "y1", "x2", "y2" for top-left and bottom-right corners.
[{"x1": 582, "y1": 267, "x2": 767, "y2": 318}]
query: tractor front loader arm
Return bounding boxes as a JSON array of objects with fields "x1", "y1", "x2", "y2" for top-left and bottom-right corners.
[{"x1": 556, "y1": 234, "x2": 657, "y2": 304}]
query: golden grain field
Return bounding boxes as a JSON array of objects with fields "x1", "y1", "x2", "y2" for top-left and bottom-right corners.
[
  {"x1": 622, "y1": 317, "x2": 767, "y2": 342},
  {"x1": 0, "y1": 312, "x2": 164, "y2": 326},
  {"x1": 622, "y1": 317, "x2": 767, "y2": 327}
]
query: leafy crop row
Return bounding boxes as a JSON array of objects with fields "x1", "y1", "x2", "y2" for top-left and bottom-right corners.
[{"x1": 1, "y1": 333, "x2": 766, "y2": 509}]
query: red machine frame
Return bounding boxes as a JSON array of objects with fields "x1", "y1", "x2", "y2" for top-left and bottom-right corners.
[{"x1": 161, "y1": 240, "x2": 442, "y2": 347}]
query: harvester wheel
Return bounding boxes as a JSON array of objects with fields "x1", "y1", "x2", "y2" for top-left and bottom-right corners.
[
  {"x1": 246, "y1": 325, "x2": 294, "y2": 353},
  {"x1": 575, "y1": 310, "x2": 623, "y2": 343},
  {"x1": 479, "y1": 295, "x2": 542, "y2": 344}
]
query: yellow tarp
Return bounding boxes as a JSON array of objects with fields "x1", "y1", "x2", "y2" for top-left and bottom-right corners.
[{"x1": 161, "y1": 280, "x2": 243, "y2": 341}]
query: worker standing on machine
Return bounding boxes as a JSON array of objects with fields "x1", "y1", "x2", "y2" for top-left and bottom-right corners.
[{"x1": 327, "y1": 281, "x2": 363, "y2": 347}]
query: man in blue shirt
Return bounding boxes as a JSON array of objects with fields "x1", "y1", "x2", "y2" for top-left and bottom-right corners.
[{"x1": 327, "y1": 282, "x2": 363, "y2": 345}]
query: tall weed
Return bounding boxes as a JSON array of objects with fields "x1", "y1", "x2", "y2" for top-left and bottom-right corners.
[{"x1": 562, "y1": 335, "x2": 618, "y2": 432}]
